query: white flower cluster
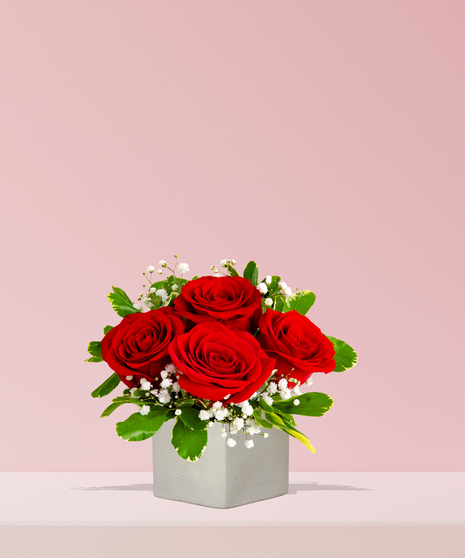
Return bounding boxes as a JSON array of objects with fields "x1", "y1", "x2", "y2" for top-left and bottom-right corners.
[
  {"x1": 253, "y1": 368, "x2": 313, "y2": 414},
  {"x1": 127, "y1": 357, "x2": 313, "y2": 453},
  {"x1": 140, "y1": 285, "x2": 171, "y2": 309},
  {"x1": 211, "y1": 259, "x2": 237, "y2": 277},
  {"x1": 140, "y1": 379, "x2": 152, "y2": 391},
  {"x1": 135, "y1": 258, "x2": 189, "y2": 309},
  {"x1": 257, "y1": 282, "x2": 268, "y2": 294},
  {"x1": 255, "y1": 276, "x2": 294, "y2": 306},
  {"x1": 156, "y1": 288, "x2": 169, "y2": 303},
  {"x1": 157, "y1": 363, "x2": 183, "y2": 402},
  {"x1": 197, "y1": 398, "x2": 267, "y2": 449},
  {"x1": 199, "y1": 409, "x2": 213, "y2": 421},
  {"x1": 236, "y1": 400, "x2": 254, "y2": 417},
  {"x1": 279, "y1": 280, "x2": 293, "y2": 297},
  {"x1": 128, "y1": 362, "x2": 182, "y2": 407},
  {"x1": 156, "y1": 259, "x2": 167, "y2": 274},
  {"x1": 158, "y1": 392, "x2": 170, "y2": 404},
  {"x1": 125, "y1": 363, "x2": 183, "y2": 416},
  {"x1": 198, "y1": 401, "x2": 231, "y2": 421},
  {"x1": 220, "y1": 259, "x2": 236, "y2": 267}
]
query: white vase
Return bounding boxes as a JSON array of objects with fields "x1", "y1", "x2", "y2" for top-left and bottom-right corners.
[{"x1": 152, "y1": 421, "x2": 289, "y2": 508}]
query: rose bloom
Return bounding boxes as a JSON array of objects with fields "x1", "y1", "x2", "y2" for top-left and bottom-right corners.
[
  {"x1": 173, "y1": 275, "x2": 262, "y2": 332},
  {"x1": 101, "y1": 307, "x2": 185, "y2": 388},
  {"x1": 168, "y1": 322, "x2": 275, "y2": 403},
  {"x1": 257, "y1": 309, "x2": 335, "y2": 385}
]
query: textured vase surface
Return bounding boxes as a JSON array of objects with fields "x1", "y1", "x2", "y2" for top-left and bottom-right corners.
[{"x1": 152, "y1": 422, "x2": 289, "y2": 508}]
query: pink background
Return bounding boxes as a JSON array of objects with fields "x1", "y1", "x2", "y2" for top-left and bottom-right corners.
[{"x1": 1, "y1": 1, "x2": 464, "y2": 472}]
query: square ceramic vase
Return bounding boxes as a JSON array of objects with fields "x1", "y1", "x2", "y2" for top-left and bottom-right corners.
[{"x1": 152, "y1": 421, "x2": 289, "y2": 508}]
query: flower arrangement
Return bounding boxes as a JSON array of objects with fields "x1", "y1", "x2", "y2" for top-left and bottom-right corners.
[{"x1": 87, "y1": 257, "x2": 357, "y2": 461}]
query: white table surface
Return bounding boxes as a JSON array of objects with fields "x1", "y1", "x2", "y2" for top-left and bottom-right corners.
[{"x1": 1, "y1": 472, "x2": 464, "y2": 526}]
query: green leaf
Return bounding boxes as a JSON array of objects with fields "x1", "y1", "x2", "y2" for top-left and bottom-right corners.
[
  {"x1": 107, "y1": 286, "x2": 140, "y2": 317},
  {"x1": 91, "y1": 373, "x2": 121, "y2": 398},
  {"x1": 273, "y1": 392, "x2": 334, "y2": 417},
  {"x1": 326, "y1": 336, "x2": 358, "y2": 372},
  {"x1": 110, "y1": 396, "x2": 136, "y2": 403},
  {"x1": 253, "y1": 408, "x2": 273, "y2": 429},
  {"x1": 264, "y1": 411, "x2": 316, "y2": 453},
  {"x1": 116, "y1": 408, "x2": 169, "y2": 441},
  {"x1": 103, "y1": 325, "x2": 113, "y2": 335},
  {"x1": 283, "y1": 290, "x2": 316, "y2": 315},
  {"x1": 100, "y1": 400, "x2": 127, "y2": 418},
  {"x1": 243, "y1": 261, "x2": 259, "y2": 286},
  {"x1": 259, "y1": 396, "x2": 274, "y2": 413},
  {"x1": 274, "y1": 408, "x2": 297, "y2": 425},
  {"x1": 171, "y1": 418, "x2": 208, "y2": 461},
  {"x1": 110, "y1": 396, "x2": 164, "y2": 409},
  {"x1": 264, "y1": 411, "x2": 286, "y2": 429},
  {"x1": 85, "y1": 341, "x2": 102, "y2": 362},
  {"x1": 178, "y1": 406, "x2": 208, "y2": 431},
  {"x1": 225, "y1": 263, "x2": 239, "y2": 277},
  {"x1": 178, "y1": 398, "x2": 195, "y2": 407},
  {"x1": 282, "y1": 424, "x2": 316, "y2": 453},
  {"x1": 274, "y1": 295, "x2": 285, "y2": 312}
]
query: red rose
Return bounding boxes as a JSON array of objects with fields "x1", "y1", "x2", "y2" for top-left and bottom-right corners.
[
  {"x1": 168, "y1": 322, "x2": 275, "y2": 403},
  {"x1": 101, "y1": 307, "x2": 185, "y2": 388},
  {"x1": 257, "y1": 309, "x2": 335, "y2": 385},
  {"x1": 173, "y1": 276, "x2": 262, "y2": 332}
]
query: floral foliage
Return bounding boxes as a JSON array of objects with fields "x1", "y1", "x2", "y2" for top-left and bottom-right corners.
[{"x1": 87, "y1": 257, "x2": 357, "y2": 461}]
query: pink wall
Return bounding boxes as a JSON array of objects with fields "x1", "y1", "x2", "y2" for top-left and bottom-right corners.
[{"x1": 1, "y1": 1, "x2": 464, "y2": 472}]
